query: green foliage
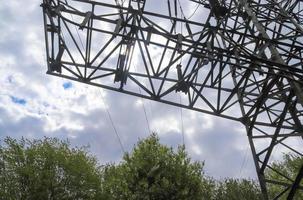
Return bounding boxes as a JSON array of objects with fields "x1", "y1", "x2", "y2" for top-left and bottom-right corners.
[
  {"x1": 266, "y1": 153, "x2": 303, "y2": 200},
  {"x1": 0, "y1": 137, "x2": 102, "y2": 200},
  {"x1": 212, "y1": 178, "x2": 263, "y2": 200},
  {"x1": 5, "y1": 134, "x2": 301, "y2": 200},
  {"x1": 100, "y1": 133, "x2": 213, "y2": 200}
]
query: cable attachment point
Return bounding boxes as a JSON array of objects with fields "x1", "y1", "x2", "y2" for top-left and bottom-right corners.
[
  {"x1": 79, "y1": 12, "x2": 92, "y2": 30},
  {"x1": 114, "y1": 17, "x2": 123, "y2": 36},
  {"x1": 176, "y1": 33, "x2": 183, "y2": 53},
  {"x1": 49, "y1": 44, "x2": 65, "y2": 73},
  {"x1": 176, "y1": 64, "x2": 189, "y2": 94}
]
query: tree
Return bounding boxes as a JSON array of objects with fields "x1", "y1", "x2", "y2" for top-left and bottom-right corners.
[
  {"x1": 266, "y1": 153, "x2": 303, "y2": 199},
  {"x1": 100, "y1": 133, "x2": 214, "y2": 200},
  {"x1": 2, "y1": 134, "x2": 292, "y2": 200},
  {"x1": 0, "y1": 137, "x2": 102, "y2": 200},
  {"x1": 212, "y1": 178, "x2": 263, "y2": 200}
]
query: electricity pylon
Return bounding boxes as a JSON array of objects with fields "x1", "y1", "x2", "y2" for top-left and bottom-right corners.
[{"x1": 41, "y1": 0, "x2": 303, "y2": 199}]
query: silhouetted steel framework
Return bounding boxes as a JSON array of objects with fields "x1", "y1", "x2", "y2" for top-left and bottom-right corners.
[{"x1": 41, "y1": 0, "x2": 303, "y2": 199}]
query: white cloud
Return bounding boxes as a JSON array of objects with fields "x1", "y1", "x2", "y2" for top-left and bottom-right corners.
[
  {"x1": 151, "y1": 115, "x2": 181, "y2": 134},
  {"x1": 0, "y1": 0, "x2": 275, "y2": 181}
]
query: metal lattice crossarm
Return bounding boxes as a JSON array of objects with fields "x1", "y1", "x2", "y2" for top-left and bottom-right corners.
[{"x1": 41, "y1": 0, "x2": 303, "y2": 199}]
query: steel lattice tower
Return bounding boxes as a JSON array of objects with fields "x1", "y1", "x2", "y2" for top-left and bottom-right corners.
[{"x1": 41, "y1": 0, "x2": 303, "y2": 199}]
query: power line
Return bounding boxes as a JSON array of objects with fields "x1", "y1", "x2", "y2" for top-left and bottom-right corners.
[
  {"x1": 99, "y1": 89, "x2": 125, "y2": 154},
  {"x1": 58, "y1": 8, "x2": 126, "y2": 153},
  {"x1": 177, "y1": 0, "x2": 201, "y2": 20},
  {"x1": 62, "y1": 0, "x2": 131, "y2": 152},
  {"x1": 132, "y1": 61, "x2": 152, "y2": 135},
  {"x1": 44, "y1": 0, "x2": 303, "y2": 198},
  {"x1": 239, "y1": 145, "x2": 249, "y2": 178},
  {"x1": 71, "y1": 15, "x2": 86, "y2": 51},
  {"x1": 178, "y1": 4, "x2": 185, "y2": 146},
  {"x1": 179, "y1": 95, "x2": 185, "y2": 146},
  {"x1": 138, "y1": 87, "x2": 152, "y2": 135},
  {"x1": 63, "y1": 0, "x2": 86, "y2": 51},
  {"x1": 186, "y1": 3, "x2": 201, "y2": 20}
]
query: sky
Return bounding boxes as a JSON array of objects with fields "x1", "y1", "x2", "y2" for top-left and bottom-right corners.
[{"x1": 0, "y1": 0, "x2": 257, "y2": 179}]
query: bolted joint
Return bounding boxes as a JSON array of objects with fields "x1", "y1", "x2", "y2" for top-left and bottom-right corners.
[{"x1": 80, "y1": 77, "x2": 90, "y2": 83}]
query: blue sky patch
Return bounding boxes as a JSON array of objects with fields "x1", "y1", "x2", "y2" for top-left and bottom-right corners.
[
  {"x1": 63, "y1": 82, "x2": 72, "y2": 90},
  {"x1": 10, "y1": 96, "x2": 26, "y2": 105},
  {"x1": 7, "y1": 75, "x2": 13, "y2": 83}
]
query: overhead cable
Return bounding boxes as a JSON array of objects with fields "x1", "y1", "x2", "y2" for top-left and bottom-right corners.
[{"x1": 99, "y1": 89, "x2": 126, "y2": 154}]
